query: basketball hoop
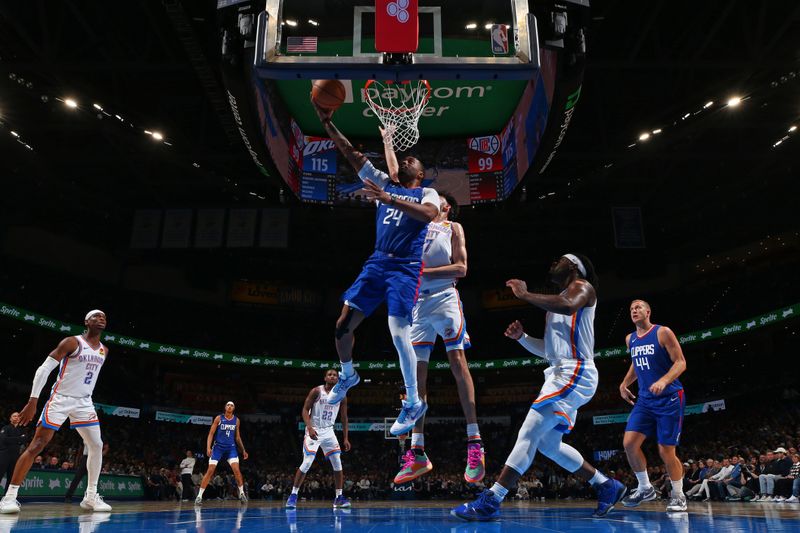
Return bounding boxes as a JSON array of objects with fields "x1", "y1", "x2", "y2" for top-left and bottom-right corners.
[{"x1": 364, "y1": 79, "x2": 431, "y2": 152}]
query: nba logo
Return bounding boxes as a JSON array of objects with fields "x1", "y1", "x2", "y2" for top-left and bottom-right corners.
[{"x1": 491, "y1": 24, "x2": 509, "y2": 55}]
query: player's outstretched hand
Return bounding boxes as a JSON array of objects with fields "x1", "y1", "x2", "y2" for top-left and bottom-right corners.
[
  {"x1": 311, "y1": 99, "x2": 334, "y2": 123},
  {"x1": 363, "y1": 179, "x2": 392, "y2": 204},
  {"x1": 504, "y1": 320, "x2": 524, "y2": 340},
  {"x1": 242, "y1": 450, "x2": 249, "y2": 460},
  {"x1": 343, "y1": 439, "x2": 351, "y2": 452},
  {"x1": 18, "y1": 398, "x2": 37, "y2": 426},
  {"x1": 506, "y1": 279, "x2": 528, "y2": 299},
  {"x1": 619, "y1": 385, "x2": 636, "y2": 405},
  {"x1": 307, "y1": 427, "x2": 318, "y2": 440}
]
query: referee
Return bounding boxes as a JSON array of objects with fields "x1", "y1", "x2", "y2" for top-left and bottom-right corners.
[{"x1": 0, "y1": 413, "x2": 29, "y2": 495}]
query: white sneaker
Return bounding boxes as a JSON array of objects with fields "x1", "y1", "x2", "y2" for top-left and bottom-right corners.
[
  {"x1": 195, "y1": 495, "x2": 203, "y2": 506},
  {"x1": 775, "y1": 496, "x2": 786, "y2": 503},
  {"x1": 80, "y1": 493, "x2": 112, "y2": 512},
  {"x1": 785, "y1": 495, "x2": 798, "y2": 503},
  {"x1": 0, "y1": 497, "x2": 20, "y2": 514},
  {"x1": 764, "y1": 496, "x2": 774, "y2": 502},
  {"x1": 754, "y1": 495, "x2": 764, "y2": 502},
  {"x1": 390, "y1": 400, "x2": 428, "y2": 436}
]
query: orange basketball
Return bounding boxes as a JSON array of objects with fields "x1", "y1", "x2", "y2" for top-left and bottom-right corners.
[{"x1": 311, "y1": 79, "x2": 346, "y2": 111}]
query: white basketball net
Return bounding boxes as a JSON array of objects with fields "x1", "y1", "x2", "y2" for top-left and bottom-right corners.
[{"x1": 364, "y1": 80, "x2": 431, "y2": 152}]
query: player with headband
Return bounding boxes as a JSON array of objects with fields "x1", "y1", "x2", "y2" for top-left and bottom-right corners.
[
  {"x1": 1, "y1": 310, "x2": 112, "y2": 514},
  {"x1": 452, "y1": 255, "x2": 627, "y2": 520}
]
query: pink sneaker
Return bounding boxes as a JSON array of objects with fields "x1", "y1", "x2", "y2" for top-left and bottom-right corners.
[
  {"x1": 464, "y1": 442, "x2": 485, "y2": 483},
  {"x1": 394, "y1": 449, "x2": 433, "y2": 484}
]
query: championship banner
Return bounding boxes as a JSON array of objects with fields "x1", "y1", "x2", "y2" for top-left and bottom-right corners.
[
  {"x1": 1, "y1": 301, "x2": 796, "y2": 371},
  {"x1": 94, "y1": 403, "x2": 140, "y2": 419},
  {"x1": 593, "y1": 399, "x2": 727, "y2": 425},
  {"x1": 155, "y1": 411, "x2": 213, "y2": 425},
  {"x1": 18, "y1": 472, "x2": 143, "y2": 498}
]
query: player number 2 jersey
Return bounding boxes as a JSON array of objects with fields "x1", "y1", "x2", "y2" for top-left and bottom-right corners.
[
  {"x1": 311, "y1": 386, "x2": 340, "y2": 430},
  {"x1": 629, "y1": 324, "x2": 682, "y2": 399},
  {"x1": 420, "y1": 221, "x2": 456, "y2": 293},
  {"x1": 359, "y1": 161, "x2": 439, "y2": 260},
  {"x1": 51, "y1": 335, "x2": 106, "y2": 398}
]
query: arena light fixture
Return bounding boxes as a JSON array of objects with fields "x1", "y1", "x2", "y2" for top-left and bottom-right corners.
[
  {"x1": 285, "y1": 19, "x2": 298, "y2": 27},
  {"x1": 308, "y1": 19, "x2": 318, "y2": 26},
  {"x1": 703, "y1": 101, "x2": 713, "y2": 109},
  {"x1": 152, "y1": 131, "x2": 164, "y2": 141},
  {"x1": 652, "y1": 128, "x2": 662, "y2": 135},
  {"x1": 10, "y1": 131, "x2": 19, "y2": 137},
  {"x1": 726, "y1": 96, "x2": 742, "y2": 107},
  {"x1": 638, "y1": 132, "x2": 651, "y2": 141},
  {"x1": 93, "y1": 103, "x2": 103, "y2": 111},
  {"x1": 64, "y1": 98, "x2": 78, "y2": 108},
  {"x1": 465, "y1": 23, "x2": 478, "y2": 30},
  {"x1": 789, "y1": 125, "x2": 797, "y2": 132},
  {"x1": 484, "y1": 23, "x2": 495, "y2": 30}
]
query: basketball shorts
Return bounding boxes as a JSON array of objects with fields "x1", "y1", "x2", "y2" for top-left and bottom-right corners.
[
  {"x1": 410, "y1": 287, "x2": 471, "y2": 361},
  {"x1": 38, "y1": 393, "x2": 99, "y2": 431},
  {"x1": 625, "y1": 389, "x2": 685, "y2": 446},
  {"x1": 530, "y1": 359, "x2": 598, "y2": 434},
  {"x1": 302, "y1": 427, "x2": 341, "y2": 459},
  {"x1": 342, "y1": 251, "x2": 424, "y2": 321},
  {"x1": 209, "y1": 445, "x2": 239, "y2": 465}
]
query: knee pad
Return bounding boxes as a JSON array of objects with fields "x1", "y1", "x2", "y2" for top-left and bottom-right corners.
[
  {"x1": 299, "y1": 454, "x2": 315, "y2": 473},
  {"x1": 328, "y1": 453, "x2": 342, "y2": 472},
  {"x1": 335, "y1": 309, "x2": 354, "y2": 340}
]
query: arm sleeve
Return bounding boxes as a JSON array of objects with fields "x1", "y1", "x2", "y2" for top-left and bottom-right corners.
[
  {"x1": 518, "y1": 333, "x2": 546, "y2": 358},
  {"x1": 357, "y1": 160, "x2": 391, "y2": 189},
  {"x1": 421, "y1": 187, "x2": 440, "y2": 208},
  {"x1": 31, "y1": 356, "x2": 60, "y2": 399}
]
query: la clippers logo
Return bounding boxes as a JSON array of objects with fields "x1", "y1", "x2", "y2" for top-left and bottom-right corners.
[
  {"x1": 386, "y1": 0, "x2": 410, "y2": 23},
  {"x1": 469, "y1": 135, "x2": 500, "y2": 155}
]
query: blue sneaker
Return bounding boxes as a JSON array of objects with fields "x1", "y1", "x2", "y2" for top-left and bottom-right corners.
[
  {"x1": 451, "y1": 489, "x2": 501, "y2": 521},
  {"x1": 328, "y1": 371, "x2": 360, "y2": 405},
  {"x1": 333, "y1": 495, "x2": 351, "y2": 508},
  {"x1": 285, "y1": 493, "x2": 298, "y2": 508},
  {"x1": 593, "y1": 478, "x2": 627, "y2": 517},
  {"x1": 622, "y1": 485, "x2": 657, "y2": 507},
  {"x1": 390, "y1": 400, "x2": 428, "y2": 436}
]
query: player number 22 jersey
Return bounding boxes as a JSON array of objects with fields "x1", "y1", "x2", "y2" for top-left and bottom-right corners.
[
  {"x1": 51, "y1": 335, "x2": 107, "y2": 398},
  {"x1": 311, "y1": 386, "x2": 340, "y2": 430}
]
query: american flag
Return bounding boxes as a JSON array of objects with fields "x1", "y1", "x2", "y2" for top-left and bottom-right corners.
[{"x1": 287, "y1": 36, "x2": 318, "y2": 53}]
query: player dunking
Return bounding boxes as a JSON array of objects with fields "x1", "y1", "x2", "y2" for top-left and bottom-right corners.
[
  {"x1": 392, "y1": 192, "x2": 485, "y2": 485},
  {"x1": 286, "y1": 369, "x2": 351, "y2": 509},
  {"x1": 312, "y1": 101, "x2": 440, "y2": 436},
  {"x1": 619, "y1": 300, "x2": 688, "y2": 512},
  {"x1": 195, "y1": 401, "x2": 248, "y2": 505},
  {"x1": 0, "y1": 310, "x2": 112, "y2": 514},
  {"x1": 452, "y1": 255, "x2": 627, "y2": 520}
]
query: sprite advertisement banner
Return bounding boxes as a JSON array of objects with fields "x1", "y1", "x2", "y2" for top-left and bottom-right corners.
[
  {"x1": 94, "y1": 403, "x2": 140, "y2": 419},
  {"x1": 592, "y1": 399, "x2": 726, "y2": 425},
  {"x1": 155, "y1": 411, "x2": 214, "y2": 425},
  {"x1": 18, "y1": 471, "x2": 143, "y2": 498},
  {"x1": 1, "y1": 301, "x2": 796, "y2": 371}
]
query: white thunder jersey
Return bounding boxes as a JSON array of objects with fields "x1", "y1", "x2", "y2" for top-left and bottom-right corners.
[
  {"x1": 419, "y1": 221, "x2": 456, "y2": 294},
  {"x1": 52, "y1": 335, "x2": 107, "y2": 397},
  {"x1": 544, "y1": 292, "x2": 596, "y2": 362},
  {"x1": 310, "y1": 385, "x2": 340, "y2": 430}
]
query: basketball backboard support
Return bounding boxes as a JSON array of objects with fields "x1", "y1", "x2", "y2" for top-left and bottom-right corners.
[{"x1": 253, "y1": 0, "x2": 543, "y2": 80}]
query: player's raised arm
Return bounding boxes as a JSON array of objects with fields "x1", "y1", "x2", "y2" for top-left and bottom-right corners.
[
  {"x1": 650, "y1": 327, "x2": 687, "y2": 396},
  {"x1": 341, "y1": 397, "x2": 351, "y2": 452},
  {"x1": 504, "y1": 320, "x2": 547, "y2": 359},
  {"x1": 424, "y1": 222, "x2": 468, "y2": 279},
  {"x1": 380, "y1": 126, "x2": 400, "y2": 182},
  {"x1": 235, "y1": 418, "x2": 248, "y2": 460},
  {"x1": 206, "y1": 416, "x2": 220, "y2": 456},
  {"x1": 313, "y1": 101, "x2": 367, "y2": 172},
  {"x1": 302, "y1": 387, "x2": 320, "y2": 440},
  {"x1": 506, "y1": 278, "x2": 594, "y2": 316},
  {"x1": 19, "y1": 336, "x2": 79, "y2": 425}
]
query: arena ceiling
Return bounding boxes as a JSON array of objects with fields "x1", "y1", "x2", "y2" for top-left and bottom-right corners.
[{"x1": 0, "y1": 0, "x2": 798, "y2": 277}]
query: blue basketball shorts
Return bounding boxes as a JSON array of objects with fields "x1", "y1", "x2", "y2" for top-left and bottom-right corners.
[
  {"x1": 625, "y1": 389, "x2": 685, "y2": 446},
  {"x1": 209, "y1": 445, "x2": 239, "y2": 465},
  {"x1": 342, "y1": 252, "x2": 424, "y2": 321}
]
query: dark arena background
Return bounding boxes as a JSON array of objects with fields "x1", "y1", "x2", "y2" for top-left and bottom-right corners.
[{"x1": 1, "y1": 1, "x2": 799, "y2": 532}]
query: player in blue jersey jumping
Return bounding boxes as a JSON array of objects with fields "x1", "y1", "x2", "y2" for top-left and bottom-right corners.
[
  {"x1": 313, "y1": 101, "x2": 439, "y2": 436},
  {"x1": 619, "y1": 300, "x2": 688, "y2": 512},
  {"x1": 195, "y1": 401, "x2": 249, "y2": 505}
]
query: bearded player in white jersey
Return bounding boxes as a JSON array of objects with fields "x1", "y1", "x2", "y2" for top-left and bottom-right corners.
[
  {"x1": 286, "y1": 369, "x2": 351, "y2": 509},
  {"x1": 392, "y1": 193, "x2": 485, "y2": 486},
  {"x1": 0, "y1": 310, "x2": 112, "y2": 514},
  {"x1": 452, "y1": 256, "x2": 628, "y2": 520}
]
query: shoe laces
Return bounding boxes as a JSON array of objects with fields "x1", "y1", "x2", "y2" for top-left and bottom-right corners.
[
  {"x1": 467, "y1": 445, "x2": 483, "y2": 468},
  {"x1": 400, "y1": 450, "x2": 416, "y2": 470}
]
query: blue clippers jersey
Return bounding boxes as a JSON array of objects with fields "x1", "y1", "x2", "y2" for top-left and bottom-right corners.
[
  {"x1": 374, "y1": 183, "x2": 429, "y2": 259},
  {"x1": 629, "y1": 325, "x2": 682, "y2": 400},
  {"x1": 215, "y1": 414, "x2": 237, "y2": 448}
]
